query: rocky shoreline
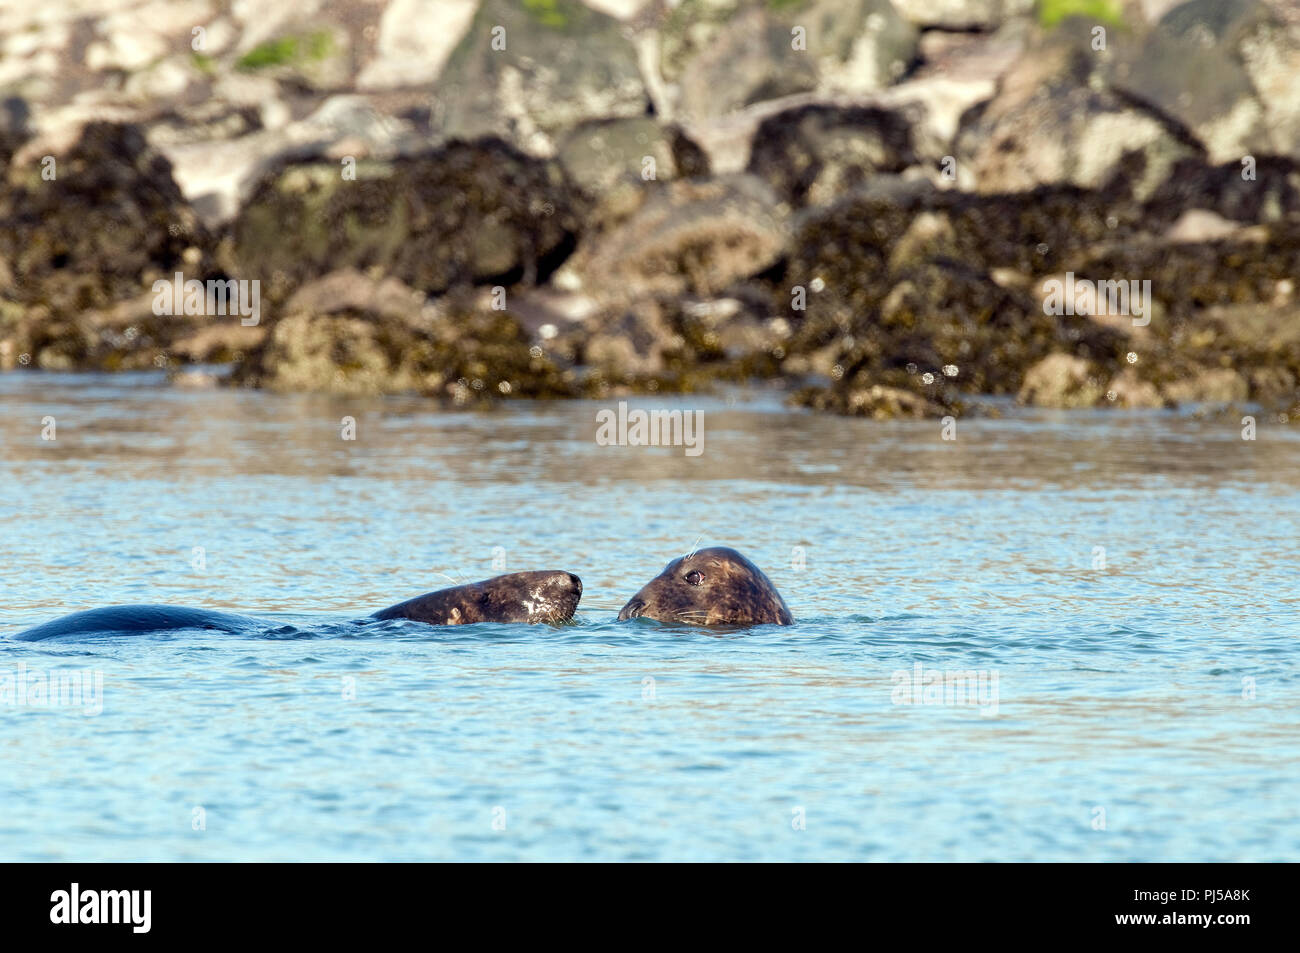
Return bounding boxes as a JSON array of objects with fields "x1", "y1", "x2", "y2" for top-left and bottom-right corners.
[{"x1": 1, "y1": 0, "x2": 1298, "y2": 421}]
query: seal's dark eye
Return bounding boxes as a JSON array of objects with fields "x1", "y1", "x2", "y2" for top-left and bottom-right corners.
[{"x1": 685, "y1": 570, "x2": 704, "y2": 586}]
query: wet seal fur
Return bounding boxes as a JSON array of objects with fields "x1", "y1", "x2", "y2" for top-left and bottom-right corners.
[
  {"x1": 371, "y1": 571, "x2": 582, "y2": 626},
  {"x1": 13, "y1": 571, "x2": 583, "y2": 640},
  {"x1": 618, "y1": 546, "x2": 793, "y2": 626}
]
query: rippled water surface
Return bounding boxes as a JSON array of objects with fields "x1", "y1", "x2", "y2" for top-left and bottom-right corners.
[{"x1": 1, "y1": 372, "x2": 1297, "y2": 861}]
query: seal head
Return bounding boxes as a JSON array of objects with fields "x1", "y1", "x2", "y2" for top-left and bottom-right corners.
[
  {"x1": 372, "y1": 570, "x2": 583, "y2": 625},
  {"x1": 617, "y1": 547, "x2": 793, "y2": 626}
]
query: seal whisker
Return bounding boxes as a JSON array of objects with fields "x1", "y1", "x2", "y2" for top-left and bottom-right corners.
[
  {"x1": 674, "y1": 610, "x2": 711, "y2": 622},
  {"x1": 684, "y1": 534, "x2": 705, "y2": 560}
]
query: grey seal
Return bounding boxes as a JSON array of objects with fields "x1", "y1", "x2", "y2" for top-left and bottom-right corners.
[
  {"x1": 12, "y1": 571, "x2": 583, "y2": 640},
  {"x1": 617, "y1": 547, "x2": 793, "y2": 626}
]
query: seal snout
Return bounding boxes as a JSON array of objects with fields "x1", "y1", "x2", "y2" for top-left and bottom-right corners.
[
  {"x1": 618, "y1": 598, "x2": 646, "y2": 621},
  {"x1": 547, "y1": 570, "x2": 582, "y2": 601},
  {"x1": 537, "y1": 570, "x2": 583, "y2": 623}
]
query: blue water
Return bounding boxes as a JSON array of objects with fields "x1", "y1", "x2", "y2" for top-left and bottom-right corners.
[{"x1": 1, "y1": 372, "x2": 1297, "y2": 861}]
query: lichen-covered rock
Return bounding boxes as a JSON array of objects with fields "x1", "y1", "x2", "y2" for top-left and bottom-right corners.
[
  {"x1": 746, "y1": 104, "x2": 918, "y2": 207},
  {"x1": 1239, "y1": 9, "x2": 1300, "y2": 159},
  {"x1": 1108, "y1": 0, "x2": 1274, "y2": 164},
  {"x1": 953, "y1": 23, "x2": 1200, "y2": 198},
  {"x1": 435, "y1": 0, "x2": 648, "y2": 154},
  {"x1": 802, "y1": 0, "x2": 920, "y2": 95},
  {"x1": 230, "y1": 138, "x2": 585, "y2": 300},
  {"x1": 1116, "y1": 0, "x2": 1300, "y2": 162},
  {"x1": 662, "y1": 0, "x2": 918, "y2": 124},
  {"x1": 557, "y1": 118, "x2": 709, "y2": 200}
]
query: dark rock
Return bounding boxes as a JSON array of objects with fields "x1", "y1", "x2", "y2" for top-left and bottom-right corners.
[
  {"x1": 230, "y1": 138, "x2": 585, "y2": 300},
  {"x1": 746, "y1": 104, "x2": 919, "y2": 208},
  {"x1": 0, "y1": 97, "x2": 32, "y2": 168},
  {"x1": 0, "y1": 122, "x2": 207, "y2": 317},
  {"x1": 1143, "y1": 155, "x2": 1300, "y2": 226}
]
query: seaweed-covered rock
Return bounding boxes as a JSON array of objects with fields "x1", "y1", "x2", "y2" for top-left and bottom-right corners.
[
  {"x1": 7, "y1": 289, "x2": 264, "y2": 372},
  {"x1": 559, "y1": 286, "x2": 788, "y2": 394},
  {"x1": 746, "y1": 104, "x2": 919, "y2": 207},
  {"x1": 435, "y1": 0, "x2": 648, "y2": 153},
  {"x1": 940, "y1": 180, "x2": 1151, "y2": 274},
  {"x1": 781, "y1": 176, "x2": 1149, "y2": 339},
  {"x1": 562, "y1": 174, "x2": 787, "y2": 298},
  {"x1": 1018, "y1": 352, "x2": 1105, "y2": 407},
  {"x1": 0, "y1": 122, "x2": 207, "y2": 317},
  {"x1": 1144, "y1": 156, "x2": 1300, "y2": 226},
  {"x1": 1078, "y1": 220, "x2": 1300, "y2": 320},
  {"x1": 231, "y1": 271, "x2": 577, "y2": 399},
  {"x1": 841, "y1": 261, "x2": 1122, "y2": 395},
  {"x1": 230, "y1": 138, "x2": 585, "y2": 300},
  {"x1": 794, "y1": 381, "x2": 949, "y2": 419},
  {"x1": 1072, "y1": 223, "x2": 1300, "y2": 409},
  {"x1": 778, "y1": 177, "x2": 1146, "y2": 416},
  {"x1": 1162, "y1": 367, "x2": 1250, "y2": 404}
]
